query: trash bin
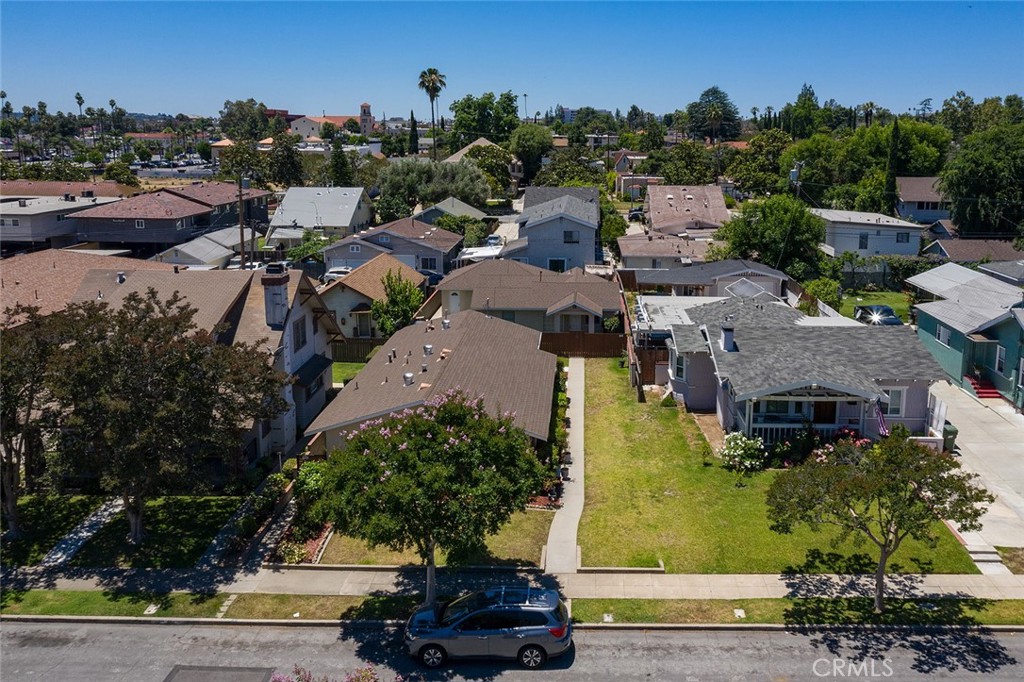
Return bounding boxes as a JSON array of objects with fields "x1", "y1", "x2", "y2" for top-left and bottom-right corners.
[{"x1": 942, "y1": 421, "x2": 958, "y2": 452}]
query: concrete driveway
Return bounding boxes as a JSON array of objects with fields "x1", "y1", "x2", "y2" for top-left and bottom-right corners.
[{"x1": 932, "y1": 381, "x2": 1024, "y2": 549}]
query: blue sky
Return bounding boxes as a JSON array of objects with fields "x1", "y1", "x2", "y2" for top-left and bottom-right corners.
[{"x1": 2, "y1": 1, "x2": 1022, "y2": 120}]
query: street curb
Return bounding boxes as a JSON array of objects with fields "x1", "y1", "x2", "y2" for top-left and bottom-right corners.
[
  {"x1": 260, "y1": 563, "x2": 543, "y2": 573},
  {"x1": 3, "y1": 614, "x2": 1024, "y2": 631}
]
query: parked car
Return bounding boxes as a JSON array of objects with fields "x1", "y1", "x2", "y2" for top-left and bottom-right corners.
[
  {"x1": 854, "y1": 304, "x2": 903, "y2": 326},
  {"x1": 628, "y1": 208, "x2": 644, "y2": 222},
  {"x1": 320, "y1": 266, "x2": 353, "y2": 283},
  {"x1": 405, "y1": 587, "x2": 572, "y2": 670},
  {"x1": 485, "y1": 234, "x2": 503, "y2": 247}
]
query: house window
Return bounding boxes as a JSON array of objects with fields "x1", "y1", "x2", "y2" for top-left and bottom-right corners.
[
  {"x1": 764, "y1": 400, "x2": 789, "y2": 414},
  {"x1": 896, "y1": 232, "x2": 909, "y2": 243},
  {"x1": 420, "y1": 257, "x2": 438, "y2": 270},
  {"x1": 935, "y1": 324, "x2": 951, "y2": 346},
  {"x1": 500, "y1": 311, "x2": 515, "y2": 322},
  {"x1": 292, "y1": 316, "x2": 307, "y2": 350},
  {"x1": 1019, "y1": 358, "x2": 1024, "y2": 389},
  {"x1": 136, "y1": 219, "x2": 145, "y2": 229},
  {"x1": 563, "y1": 230, "x2": 580, "y2": 244},
  {"x1": 548, "y1": 258, "x2": 567, "y2": 273},
  {"x1": 261, "y1": 419, "x2": 272, "y2": 437},
  {"x1": 305, "y1": 375, "x2": 324, "y2": 400},
  {"x1": 176, "y1": 219, "x2": 183, "y2": 230},
  {"x1": 349, "y1": 245, "x2": 360, "y2": 253},
  {"x1": 651, "y1": 258, "x2": 662, "y2": 269},
  {"x1": 996, "y1": 345, "x2": 1006, "y2": 374},
  {"x1": 675, "y1": 354, "x2": 687, "y2": 381},
  {"x1": 858, "y1": 232, "x2": 869, "y2": 250},
  {"x1": 917, "y1": 201, "x2": 927, "y2": 210},
  {"x1": 56, "y1": 214, "x2": 67, "y2": 222},
  {"x1": 379, "y1": 235, "x2": 390, "y2": 243},
  {"x1": 881, "y1": 388, "x2": 903, "y2": 417}
]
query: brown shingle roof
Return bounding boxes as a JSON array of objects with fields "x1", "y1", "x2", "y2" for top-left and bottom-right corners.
[
  {"x1": 72, "y1": 190, "x2": 210, "y2": 220},
  {"x1": 896, "y1": 176, "x2": 942, "y2": 203},
  {"x1": 444, "y1": 137, "x2": 497, "y2": 163},
  {"x1": 166, "y1": 181, "x2": 270, "y2": 207},
  {"x1": 930, "y1": 239, "x2": 1024, "y2": 263},
  {"x1": 1, "y1": 180, "x2": 134, "y2": 198},
  {"x1": 348, "y1": 217, "x2": 463, "y2": 253},
  {"x1": 322, "y1": 254, "x2": 425, "y2": 301},
  {"x1": 646, "y1": 185, "x2": 730, "y2": 235},
  {"x1": 617, "y1": 233, "x2": 713, "y2": 261},
  {"x1": 0, "y1": 249, "x2": 175, "y2": 319},
  {"x1": 307, "y1": 310, "x2": 556, "y2": 440},
  {"x1": 436, "y1": 259, "x2": 620, "y2": 311}
]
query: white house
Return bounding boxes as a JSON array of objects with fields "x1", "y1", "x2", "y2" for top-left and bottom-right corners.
[
  {"x1": 811, "y1": 209, "x2": 924, "y2": 258},
  {"x1": 269, "y1": 186, "x2": 373, "y2": 238}
]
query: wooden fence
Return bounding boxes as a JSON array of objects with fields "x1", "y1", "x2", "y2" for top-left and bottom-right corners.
[
  {"x1": 540, "y1": 332, "x2": 626, "y2": 358},
  {"x1": 331, "y1": 337, "x2": 387, "y2": 363}
]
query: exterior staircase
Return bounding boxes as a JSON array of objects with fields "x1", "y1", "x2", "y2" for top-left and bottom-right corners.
[{"x1": 964, "y1": 374, "x2": 1002, "y2": 400}]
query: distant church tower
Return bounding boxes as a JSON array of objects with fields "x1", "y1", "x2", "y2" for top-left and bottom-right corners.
[{"x1": 360, "y1": 103, "x2": 374, "y2": 136}]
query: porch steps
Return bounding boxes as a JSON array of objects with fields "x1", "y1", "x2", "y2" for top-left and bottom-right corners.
[{"x1": 964, "y1": 375, "x2": 1002, "y2": 400}]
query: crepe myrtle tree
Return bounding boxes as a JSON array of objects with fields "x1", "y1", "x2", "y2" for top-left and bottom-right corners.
[
  {"x1": 325, "y1": 391, "x2": 547, "y2": 607},
  {"x1": 766, "y1": 425, "x2": 992, "y2": 613}
]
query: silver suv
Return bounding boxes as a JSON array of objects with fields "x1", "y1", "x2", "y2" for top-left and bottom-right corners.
[{"x1": 405, "y1": 587, "x2": 572, "y2": 669}]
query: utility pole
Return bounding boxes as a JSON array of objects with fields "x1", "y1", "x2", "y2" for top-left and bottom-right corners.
[{"x1": 237, "y1": 176, "x2": 249, "y2": 269}]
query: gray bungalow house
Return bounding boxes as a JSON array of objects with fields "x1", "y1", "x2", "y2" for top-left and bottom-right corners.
[
  {"x1": 665, "y1": 297, "x2": 946, "y2": 444},
  {"x1": 514, "y1": 195, "x2": 599, "y2": 272},
  {"x1": 322, "y1": 217, "x2": 463, "y2": 273}
]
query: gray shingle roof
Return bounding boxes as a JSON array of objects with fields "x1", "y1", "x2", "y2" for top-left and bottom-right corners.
[
  {"x1": 979, "y1": 260, "x2": 1024, "y2": 284},
  {"x1": 906, "y1": 262, "x2": 1023, "y2": 308},
  {"x1": 415, "y1": 196, "x2": 487, "y2": 221},
  {"x1": 635, "y1": 259, "x2": 786, "y2": 285},
  {"x1": 307, "y1": 310, "x2": 557, "y2": 440},
  {"x1": 896, "y1": 176, "x2": 942, "y2": 203},
  {"x1": 523, "y1": 186, "x2": 598, "y2": 209},
  {"x1": 672, "y1": 297, "x2": 944, "y2": 400},
  {"x1": 270, "y1": 187, "x2": 368, "y2": 229},
  {"x1": 517, "y1": 195, "x2": 599, "y2": 228}
]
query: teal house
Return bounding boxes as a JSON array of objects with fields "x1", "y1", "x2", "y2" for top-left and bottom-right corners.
[{"x1": 908, "y1": 263, "x2": 1024, "y2": 409}]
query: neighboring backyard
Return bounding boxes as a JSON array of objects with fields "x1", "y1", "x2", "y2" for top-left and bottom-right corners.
[
  {"x1": 576, "y1": 358, "x2": 976, "y2": 574},
  {"x1": 332, "y1": 362, "x2": 366, "y2": 385},
  {"x1": 839, "y1": 290, "x2": 911, "y2": 322}
]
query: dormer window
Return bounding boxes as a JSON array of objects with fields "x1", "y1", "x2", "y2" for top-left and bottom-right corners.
[
  {"x1": 350, "y1": 245, "x2": 361, "y2": 253},
  {"x1": 379, "y1": 235, "x2": 390, "y2": 243}
]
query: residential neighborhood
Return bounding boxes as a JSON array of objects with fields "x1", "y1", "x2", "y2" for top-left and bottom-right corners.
[{"x1": 2, "y1": 2, "x2": 1024, "y2": 679}]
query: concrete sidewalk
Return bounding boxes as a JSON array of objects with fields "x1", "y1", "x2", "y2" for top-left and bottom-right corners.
[
  {"x1": 8, "y1": 565, "x2": 1024, "y2": 601},
  {"x1": 544, "y1": 357, "x2": 585, "y2": 573}
]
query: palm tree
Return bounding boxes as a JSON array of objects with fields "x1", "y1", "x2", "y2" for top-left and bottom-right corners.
[
  {"x1": 862, "y1": 101, "x2": 876, "y2": 127},
  {"x1": 750, "y1": 106, "x2": 759, "y2": 125},
  {"x1": 75, "y1": 92, "x2": 84, "y2": 119},
  {"x1": 765, "y1": 106, "x2": 774, "y2": 129},
  {"x1": 417, "y1": 68, "x2": 446, "y2": 161}
]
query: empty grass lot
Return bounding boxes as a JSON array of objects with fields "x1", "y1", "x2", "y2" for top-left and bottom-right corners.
[
  {"x1": 1, "y1": 495, "x2": 104, "y2": 567},
  {"x1": 576, "y1": 358, "x2": 976, "y2": 574},
  {"x1": 318, "y1": 510, "x2": 552, "y2": 567},
  {"x1": 839, "y1": 290, "x2": 911, "y2": 322},
  {"x1": 69, "y1": 496, "x2": 242, "y2": 569}
]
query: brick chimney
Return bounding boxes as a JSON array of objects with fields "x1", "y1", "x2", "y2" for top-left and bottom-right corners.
[{"x1": 261, "y1": 262, "x2": 290, "y2": 328}]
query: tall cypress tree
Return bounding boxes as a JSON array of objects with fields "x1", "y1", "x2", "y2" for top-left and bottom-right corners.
[
  {"x1": 330, "y1": 143, "x2": 354, "y2": 187},
  {"x1": 883, "y1": 117, "x2": 900, "y2": 216},
  {"x1": 408, "y1": 111, "x2": 419, "y2": 156}
]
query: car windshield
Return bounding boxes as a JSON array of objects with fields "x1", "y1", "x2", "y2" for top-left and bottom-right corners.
[{"x1": 440, "y1": 593, "x2": 485, "y2": 624}]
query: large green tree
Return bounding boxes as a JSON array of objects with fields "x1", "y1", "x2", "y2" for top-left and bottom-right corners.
[
  {"x1": 408, "y1": 111, "x2": 419, "y2": 156},
  {"x1": 325, "y1": 391, "x2": 547, "y2": 606},
  {"x1": 766, "y1": 426, "x2": 992, "y2": 612},
  {"x1": 219, "y1": 98, "x2": 269, "y2": 141},
  {"x1": 329, "y1": 142, "x2": 355, "y2": 187},
  {"x1": 726, "y1": 128, "x2": 793, "y2": 194},
  {"x1": 638, "y1": 140, "x2": 715, "y2": 186},
  {"x1": 533, "y1": 149, "x2": 604, "y2": 187},
  {"x1": 46, "y1": 291, "x2": 288, "y2": 544},
  {"x1": 447, "y1": 91, "x2": 520, "y2": 150},
  {"x1": 940, "y1": 123, "x2": 1024, "y2": 239},
  {"x1": 464, "y1": 143, "x2": 513, "y2": 196},
  {"x1": 377, "y1": 158, "x2": 489, "y2": 209},
  {"x1": 370, "y1": 270, "x2": 426, "y2": 336},
  {"x1": 685, "y1": 86, "x2": 741, "y2": 141},
  {"x1": 508, "y1": 123, "x2": 553, "y2": 183},
  {"x1": 102, "y1": 160, "x2": 140, "y2": 187},
  {"x1": 435, "y1": 214, "x2": 488, "y2": 248},
  {"x1": 710, "y1": 194, "x2": 825, "y2": 278},
  {"x1": 268, "y1": 133, "x2": 304, "y2": 187},
  {"x1": 219, "y1": 138, "x2": 270, "y2": 189}
]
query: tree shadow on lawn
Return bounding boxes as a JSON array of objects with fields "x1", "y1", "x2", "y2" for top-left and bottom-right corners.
[
  {"x1": 782, "y1": 549, "x2": 1017, "y2": 675},
  {"x1": 335, "y1": 568, "x2": 569, "y2": 681}
]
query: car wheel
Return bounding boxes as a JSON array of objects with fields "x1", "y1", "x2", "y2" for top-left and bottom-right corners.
[
  {"x1": 518, "y1": 644, "x2": 547, "y2": 669},
  {"x1": 419, "y1": 644, "x2": 446, "y2": 669}
]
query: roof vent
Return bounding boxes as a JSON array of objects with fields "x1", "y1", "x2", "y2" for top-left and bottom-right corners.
[
  {"x1": 116, "y1": 272, "x2": 126, "y2": 284},
  {"x1": 18, "y1": 199, "x2": 27, "y2": 208},
  {"x1": 441, "y1": 318, "x2": 450, "y2": 330},
  {"x1": 403, "y1": 372, "x2": 414, "y2": 386},
  {"x1": 423, "y1": 344, "x2": 433, "y2": 356},
  {"x1": 421, "y1": 363, "x2": 428, "y2": 373}
]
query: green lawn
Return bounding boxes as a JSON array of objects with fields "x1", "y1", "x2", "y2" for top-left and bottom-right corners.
[
  {"x1": 0, "y1": 589, "x2": 221, "y2": 618},
  {"x1": 1, "y1": 495, "x2": 104, "y2": 567},
  {"x1": 227, "y1": 594, "x2": 420, "y2": 621},
  {"x1": 839, "y1": 290, "x2": 911, "y2": 321},
  {"x1": 572, "y1": 598, "x2": 1024, "y2": 626},
  {"x1": 69, "y1": 496, "x2": 242, "y2": 569},
  {"x1": 577, "y1": 358, "x2": 976, "y2": 574},
  {"x1": 319, "y1": 510, "x2": 552, "y2": 567},
  {"x1": 332, "y1": 362, "x2": 366, "y2": 385}
]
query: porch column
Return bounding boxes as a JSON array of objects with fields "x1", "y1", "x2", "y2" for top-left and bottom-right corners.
[
  {"x1": 588, "y1": 314, "x2": 595, "y2": 333},
  {"x1": 745, "y1": 399, "x2": 754, "y2": 437},
  {"x1": 859, "y1": 400, "x2": 866, "y2": 434}
]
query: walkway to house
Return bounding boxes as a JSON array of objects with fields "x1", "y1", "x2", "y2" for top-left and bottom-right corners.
[
  {"x1": 544, "y1": 357, "x2": 586, "y2": 573},
  {"x1": 932, "y1": 382, "x2": 1024, "y2": 571},
  {"x1": 39, "y1": 497, "x2": 124, "y2": 569}
]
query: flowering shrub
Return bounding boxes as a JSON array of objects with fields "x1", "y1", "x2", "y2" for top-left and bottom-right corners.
[
  {"x1": 718, "y1": 433, "x2": 767, "y2": 474},
  {"x1": 271, "y1": 666, "x2": 406, "y2": 682}
]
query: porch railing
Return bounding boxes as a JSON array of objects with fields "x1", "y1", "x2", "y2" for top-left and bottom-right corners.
[{"x1": 750, "y1": 422, "x2": 841, "y2": 445}]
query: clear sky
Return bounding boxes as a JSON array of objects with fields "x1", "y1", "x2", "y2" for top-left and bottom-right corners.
[{"x1": 1, "y1": 1, "x2": 1022, "y2": 121}]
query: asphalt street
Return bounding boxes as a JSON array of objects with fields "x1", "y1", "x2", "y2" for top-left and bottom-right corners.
[{"x1": 2, "y1": 622, "x2": 1022, "y2": 681}]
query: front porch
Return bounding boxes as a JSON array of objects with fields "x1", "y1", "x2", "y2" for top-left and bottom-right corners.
[{"x1": 733, "y1": 392, "x2": 874, "y2": 445}]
